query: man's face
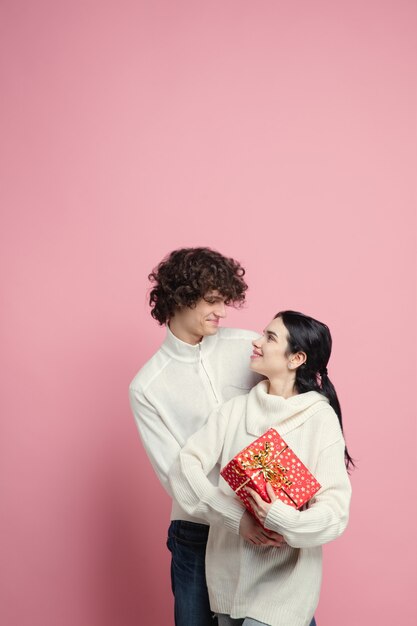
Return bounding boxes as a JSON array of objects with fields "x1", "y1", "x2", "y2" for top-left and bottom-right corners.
[{"x1": 170, "y1": 290, "x2": 227, "y2": 344}]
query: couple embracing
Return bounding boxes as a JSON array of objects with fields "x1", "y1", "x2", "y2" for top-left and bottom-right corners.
[{"x1": 129, "y1": 247, "x2": 353, "y2": 626}]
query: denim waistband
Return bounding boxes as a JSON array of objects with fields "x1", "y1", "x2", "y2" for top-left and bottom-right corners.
[{"x1": 168, "y1": 519, "x2": 210, "y2": 543}]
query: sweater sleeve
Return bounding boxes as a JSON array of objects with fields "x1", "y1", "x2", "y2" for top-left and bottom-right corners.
[
  {"x1": 129, "y1": 384, "x2": 181, "y2": 498},
  {"x1": 264, "y1": 437, "x2": 352, "y2": 548},
  {"x1": 169, "y1": 407, "x2": 246, "y2": 534}
]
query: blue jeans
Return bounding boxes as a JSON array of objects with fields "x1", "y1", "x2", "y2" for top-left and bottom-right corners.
[
  {"x1": 167, "y1": 520, "x2": 217, "y2": 626},
  {"x1": 217, "y1": 616, "x2": 317, "y2": 626}
]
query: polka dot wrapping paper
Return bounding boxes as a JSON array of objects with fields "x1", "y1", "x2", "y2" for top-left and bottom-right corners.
[{"x1": 220, "y1": 428, "x2": 321, "y2": 518}]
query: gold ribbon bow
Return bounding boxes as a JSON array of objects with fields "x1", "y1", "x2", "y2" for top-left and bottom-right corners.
[{"x1": 234, "y1": 441, "x2": 292, "y2": 492}]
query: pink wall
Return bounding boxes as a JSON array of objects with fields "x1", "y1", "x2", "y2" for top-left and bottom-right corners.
[{"x1": 1, "y1": 1, "x2": 416, "y2": 624}]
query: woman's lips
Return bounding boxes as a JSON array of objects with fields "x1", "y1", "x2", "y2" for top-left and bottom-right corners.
[{"x1": 250, "y1": 351, "x2": 262, "y2": 359}]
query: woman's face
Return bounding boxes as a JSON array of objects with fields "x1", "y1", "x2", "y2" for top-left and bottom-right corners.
[{"x1": 250, "y1": 316, "x2": 293, "y2": 379}]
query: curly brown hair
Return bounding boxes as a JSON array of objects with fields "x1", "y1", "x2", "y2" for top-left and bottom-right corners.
[{"x1": 148, "y1": 247, "x2": 248, "y2": 324}]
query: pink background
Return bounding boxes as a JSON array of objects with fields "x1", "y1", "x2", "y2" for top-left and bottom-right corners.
[{"x1": 1, "y1": 1, "x2": 416, "y2": 624}]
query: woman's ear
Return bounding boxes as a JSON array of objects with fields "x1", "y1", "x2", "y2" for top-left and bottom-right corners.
[{"x1": 288, "y1": 351, "x2": 307, "y2": 370}]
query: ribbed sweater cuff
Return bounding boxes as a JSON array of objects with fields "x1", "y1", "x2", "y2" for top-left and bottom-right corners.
[
  {"x1": 264, "y1": 498, "x2": 295, "y2": 532},
  {"x1": 215, "y1": 496, "x2": 246, "y2": 534}
]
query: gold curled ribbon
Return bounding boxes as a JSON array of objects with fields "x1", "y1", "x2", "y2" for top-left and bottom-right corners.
[{"x1": 234, "y1": 441, "x2": 293, "y2": 493}]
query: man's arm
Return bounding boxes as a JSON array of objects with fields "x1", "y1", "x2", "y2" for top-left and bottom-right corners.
[{"x1": 129, "y1": 385, "x2": 181, "y2": 497}]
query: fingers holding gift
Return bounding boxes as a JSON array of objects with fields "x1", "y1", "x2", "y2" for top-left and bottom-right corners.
[
  {"x1": 245, "y1": 484, "x2": 277, "y2": 526},
  {"x1": 239, "y1": 510, "x2": 284, "y2": 547},
  {"x1": 261, "y1": 529, "x2": 285, "y2": 546},
  {"x1": 265, "y1": 481, "x2": 278, "y2": 502},
  {"x1": 249, "y1": 526, "x2": 285, "y2": 547}
]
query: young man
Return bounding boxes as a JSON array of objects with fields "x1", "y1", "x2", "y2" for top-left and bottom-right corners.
[{"x1": 129, "y1": 247, "x2": 283, "y2": 626}]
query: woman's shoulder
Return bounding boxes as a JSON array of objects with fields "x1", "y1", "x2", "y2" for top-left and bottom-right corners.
[{"x1": 308, "y1": 401, "x2": 344, "y2": 447}]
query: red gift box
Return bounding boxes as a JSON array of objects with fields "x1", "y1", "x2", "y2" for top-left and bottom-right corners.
[{"x1": 220, "y1": 428, "x2": 321, "y2": 517}]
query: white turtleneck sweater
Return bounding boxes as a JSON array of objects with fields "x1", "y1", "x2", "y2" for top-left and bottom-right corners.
[
  {"x1": 129, "y1": 326, "x2": 261, "y2": 523},
  {"x1": 169, "y1": 380, "x2": 352, "y2": 626}
]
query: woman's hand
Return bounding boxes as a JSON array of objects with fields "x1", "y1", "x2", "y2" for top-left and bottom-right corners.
[
  {"x1": 245, "y1": 482, "x2": 277, "y2": 527},
  {"x1": 239, "y1": 509, "x2": 284, "y2": 547}
]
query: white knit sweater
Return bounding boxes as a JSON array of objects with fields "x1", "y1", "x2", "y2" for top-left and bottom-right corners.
[
  {"x1": 169, "y1": 380, "x2": 352, "y2": 626},
  {"x1": 129, "y1": 325, "x2": 261, "y2": 523}
]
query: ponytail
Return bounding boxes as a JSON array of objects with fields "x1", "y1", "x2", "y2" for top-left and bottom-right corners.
[
  {"x1": 276, "y1": 310, "x2": 356, "y2": 472},
  {"x1": 320, "y1": 374, "x2": 356, "y2": 472}
]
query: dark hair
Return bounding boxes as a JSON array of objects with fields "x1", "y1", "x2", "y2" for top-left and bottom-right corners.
[
  {"x1": 148, "y1": 247, "x2": 248, "y2": 325},
  {"x1": 275, "y1": 310, "x2": 355, "y2": 472}
]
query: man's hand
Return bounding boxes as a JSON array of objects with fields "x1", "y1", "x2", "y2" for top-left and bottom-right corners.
[
  {"x1": 239, "y1": 509, "x2": 284, "y2": 547},
  {"x1": 245, "y1": 482, "x2": 277, "y2": 527}
]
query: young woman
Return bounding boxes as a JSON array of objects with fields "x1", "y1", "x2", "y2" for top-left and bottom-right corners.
[{"x1": 169, "y1": 311, "x2": 353, "y2": 626}]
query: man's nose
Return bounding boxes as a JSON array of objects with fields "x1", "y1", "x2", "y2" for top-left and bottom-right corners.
[{"x1": 215, "y1": 301, "x2": 227, "y2": 318}]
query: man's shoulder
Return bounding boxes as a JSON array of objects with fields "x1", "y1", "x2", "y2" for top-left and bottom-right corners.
[
  {"x1": 217, "y1": 327, "x2": 259, "y2": 342},
  {"x1": 129, "y1": 346, "x2": 170, "y2": 394}
]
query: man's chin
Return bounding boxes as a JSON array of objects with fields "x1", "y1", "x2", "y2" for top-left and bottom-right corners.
[{"x1": 203, "y1": 324, "x2": 219, "y2": 336}]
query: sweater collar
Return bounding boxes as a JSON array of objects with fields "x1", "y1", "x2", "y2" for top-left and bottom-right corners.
[
  {"x1": 160, "y1": 325, "x2": 219, "y2": 362},
  {"x1": 246, "y1": 380, "x2": 329, "y2": 436}
]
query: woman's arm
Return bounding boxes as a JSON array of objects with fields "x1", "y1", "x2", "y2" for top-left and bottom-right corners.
[
  {"x1": 246, "y1": 437, "x2": 352, "y2": 548},
  {"x1": 169, "y1": 406, "x2": 285, "y2": 546},
  {"x1": 169, "y1": 406, "x2": 247, "y2": 533}
]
